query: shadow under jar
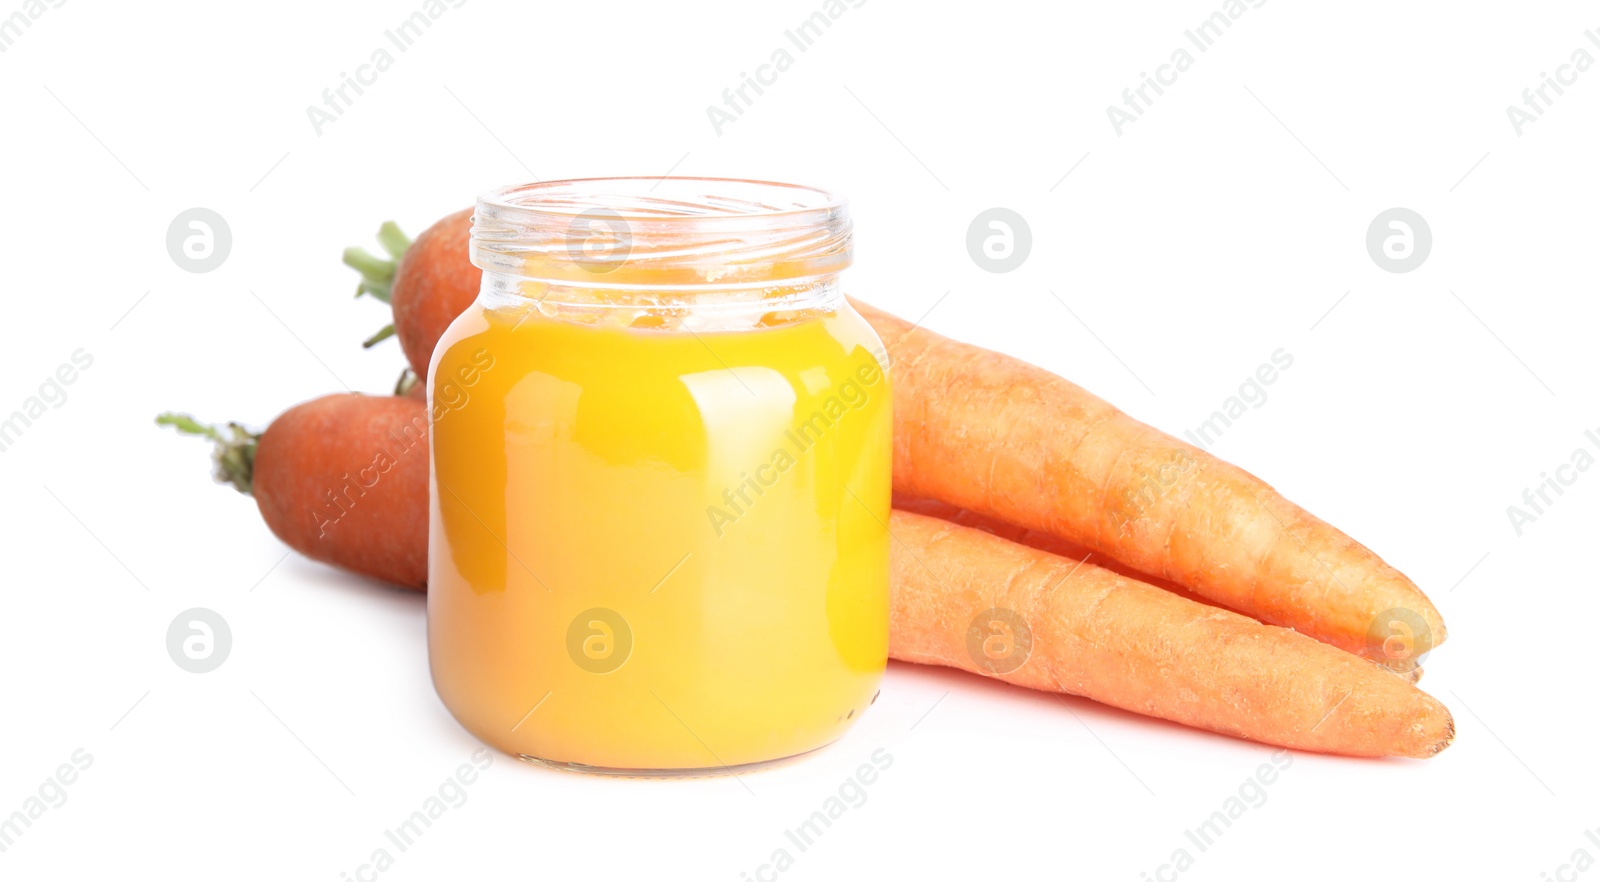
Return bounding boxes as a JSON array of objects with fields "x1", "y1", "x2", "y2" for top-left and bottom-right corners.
[{"x1": 426, "y1": 177, "x2": 892, "y2": 775}]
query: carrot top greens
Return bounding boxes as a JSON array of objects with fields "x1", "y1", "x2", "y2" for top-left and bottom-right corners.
[{"x1": 156, "y1": 413, "x2": 258, "y2": 495}]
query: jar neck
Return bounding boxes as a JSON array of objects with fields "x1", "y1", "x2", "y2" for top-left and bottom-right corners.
[{"x1": 470, "y1": 177, "x2": 853, "y2": 308}]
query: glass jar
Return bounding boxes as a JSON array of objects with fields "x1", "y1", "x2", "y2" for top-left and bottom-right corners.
[{"x1": 426, "y1": 177, "x2": 891, "y2": 775}]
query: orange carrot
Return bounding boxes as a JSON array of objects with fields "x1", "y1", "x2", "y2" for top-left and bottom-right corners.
[
  {"x1": 343, "y1": 212, "x2": 1445, "y2": 670},
  {"x1": 159, "y1": 395, "x2": 430, "y2": 589},
  {"x1": 899, "y1": 496, "x2": 1426, "y2": 687},
  {"x1": 340, "y1": 210, "x2": 1444, "y2": 670},
  {"x1": 888, "y1": 509, "x2": 1452, "y2": 757},
  {"x1": 857, "y1": 298, "x2": 1445, "y2": 668},
  {"x1": 345, "y1": 211, "x2": 478, "y2": 378}
]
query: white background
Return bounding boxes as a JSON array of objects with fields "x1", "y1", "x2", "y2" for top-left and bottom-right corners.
[{"x1": 2, "y1": 1, "x2": 1596, "y2": 879}]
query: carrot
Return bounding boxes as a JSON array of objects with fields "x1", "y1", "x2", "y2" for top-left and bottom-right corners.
[
  {"x1": 347, "y1": 210, "x2": 1446, "y2": 666},
  {"x1": 855, "y1": 298, "x2": 1445, "y2": 667},
  {"x1": 158, "y1": 395, "x2": 429, "y2": 590},
  {"x1": 888, "y1": 509, "x2": 1452, "y2": 757},
  {"x1": 900, "y1": 494, "x2": 1426, "y2": 685},
  {"x1": 345, "y1": 210, "x2": 478, "y2": 378}
]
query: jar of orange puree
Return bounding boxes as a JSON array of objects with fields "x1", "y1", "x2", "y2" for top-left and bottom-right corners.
[{"x1": 426, "y1": 177, "x2": 891, "y2": 775}]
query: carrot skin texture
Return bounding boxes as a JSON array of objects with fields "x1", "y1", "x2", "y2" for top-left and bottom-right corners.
[
  {"x1": 896, "y1": 495, "x2": 1426, "y2": 685},
  {"x1": 888, "y1": 509, "x2": 1452, "y2": 758},
  {"x1": 893, "y1": 493, "x2": 1214, "y2": 603},
  {"x1": 857, "y1": 298, "x2": 1446, "y2": 663},
  {"x1": 392, "y1": 209, "x2": 478, "y2": 380},
  {"x1": 252, "y1": 395, "x2": 429, "y2": 590}
]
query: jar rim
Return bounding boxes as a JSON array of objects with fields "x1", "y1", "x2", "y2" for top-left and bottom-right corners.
[
  {"x1": 472, "y1": 177, "x2": 853, "y2": 288},
  {"x1": 477, "y1": 176, "x2": 848, "y2": 223}
]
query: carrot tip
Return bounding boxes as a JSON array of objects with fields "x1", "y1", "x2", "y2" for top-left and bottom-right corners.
[{"x1": 1417, "y1": 708, "x2": 1456, "y2": 758}]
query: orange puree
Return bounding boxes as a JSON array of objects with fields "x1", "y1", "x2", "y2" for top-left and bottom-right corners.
[{"x1": 427, "y1": 297, "x2": 891, "y2": 772}]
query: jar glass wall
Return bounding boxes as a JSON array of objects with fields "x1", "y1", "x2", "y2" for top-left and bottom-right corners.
[{"x1": 426, "y1": 178, "x2": 891, "y2": 774}]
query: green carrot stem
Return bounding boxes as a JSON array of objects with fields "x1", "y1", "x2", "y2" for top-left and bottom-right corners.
[
  {"x1": 342, "y1": 247, "x2": 395, "y2": 285},
  {"x1": 356, "y1": 279, "x2": 392, "y2": 304},
  {"x1": 364, "y1": 324, "x2": 397, "y2": 349},
  {"x1": 156, "y1": 412, "x2": 259, "y2": 496},
  {"x1": 344, "y1": 222, "x2": 412, "y2": 315},
  {"x1": 154, "y1": 412, "x2": 222, "y2": 442},
  {"x1": 377, "y1": 221, "x2": 412, "y2": 260},
  {"x1": 393, "y1": 367, "x2": 420, "y2": 397}
]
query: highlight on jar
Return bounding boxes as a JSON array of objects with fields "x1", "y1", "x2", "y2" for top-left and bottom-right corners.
[
  {"x1": 163, "y1": 179, "x2": 1456, "y2": 777},
  {"x1": 426, "y1": 178, "x2": 893, "y2": 775}
]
